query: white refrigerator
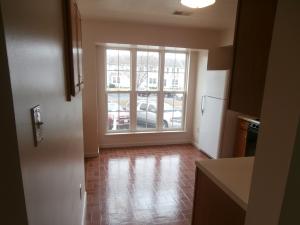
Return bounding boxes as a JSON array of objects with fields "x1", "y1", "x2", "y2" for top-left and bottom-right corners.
[{"x1": 198, "y1": 70, "x2": 230, "y2": 159}]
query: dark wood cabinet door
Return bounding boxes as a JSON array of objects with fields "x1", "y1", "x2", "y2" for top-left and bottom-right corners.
[
  {"x1": 234, "y1": 130, "x2": 247, "y2": 157},
  {"x1": 63, "y1": 0, "x2": 83, "y2": 99},
  {"x1": 229, "y1": 0, "x2": 278, "y2": 117},
  {"x1": 76, "y1": 8, "x2": 83, "y2": 87},
  {"x1": 192, "y1": 169, "x2": 246, "y2": 225},
  {"x1": 234, "y1": 119, "x2": 249, "y2": 157},
  {"x1": 69, "y1": 0, "x2": 80, "y2": 96}
]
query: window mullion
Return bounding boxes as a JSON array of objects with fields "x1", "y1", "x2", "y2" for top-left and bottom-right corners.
[
  {"x1": 157, "y1": 50, "x2": 165, "y2": 130},
  {"x1": 131, "y1": 49, "x2": 137, "y2": 131}
]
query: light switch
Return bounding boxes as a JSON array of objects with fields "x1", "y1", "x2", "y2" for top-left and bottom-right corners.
[{"x1": 31, "y1": 105, "x2": 44, "y2": 146}]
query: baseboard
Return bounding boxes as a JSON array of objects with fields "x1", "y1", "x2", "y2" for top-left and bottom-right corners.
[
  {"x1": 192, "y1": 141, "x2": 201, "y2": 150},
  {"x1": 84, "y1": 152, "x2": 99, "y2": 158},
  {"x1": 99, "y1": 140, "x2": 192, "y2": 149},
  {"x1": 81, "y1": 191, "x2": 87, "y2": 225},
  {"x1": 84, "y1": 147, "x2": 99, "y2": 158}
]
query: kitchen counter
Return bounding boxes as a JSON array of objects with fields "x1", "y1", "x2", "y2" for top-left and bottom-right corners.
[
  {"x1": 195, "y1": 157, "x2": 254, "y2": 210},
  {"x1": 238, "y1": 115, "x2": 260, "y2": 125}
]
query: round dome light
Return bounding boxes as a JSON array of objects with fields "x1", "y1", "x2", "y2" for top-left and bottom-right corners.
[{"x1": 181, "y1": 0, "x2": 216, "y2": 8}]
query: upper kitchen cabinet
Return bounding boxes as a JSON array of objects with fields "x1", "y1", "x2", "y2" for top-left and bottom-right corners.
[
  {"x1": 207, "y1": 46, "x2": 233, "y2": 70},
  {"x1": 64, "y1": 0, "x2": 83, "y2": 99},
  {"x1": 229, "y1": 0, "x2": 278, "y2": 117}
]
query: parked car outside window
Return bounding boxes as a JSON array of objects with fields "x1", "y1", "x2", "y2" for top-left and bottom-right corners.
[
  {"x1": 136, "y1": 102, "x2": 182, "y2": 129},
  {"x1": 108, "y1": 102, "x2": 130, "y2": 130}
]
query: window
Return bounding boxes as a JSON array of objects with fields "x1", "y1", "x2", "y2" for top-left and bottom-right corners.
[
  {"x1": 105, "y1": 47, "x2": 188, "y2": 133},
  {"x1": 163, "y1": 52, "x2": 186, "y2": 129},
  {"x1": 172, "y1": 79, "x2": 179, "y2": 87},
  {"x1": 136, "y1": 51, "x2": 159, "y2": 91},
  {"x1": 136, "y1": 50, "x2": 159, "y2": 130},
  {"x1": 137, "y1": 93, "x2": 158, "y2": 129},
  {"x1": 106, "y1": 49, "x2": 130, "y2": 91},
  {"x1": 149, "y1": 78, "x2": 157, "y2": 85},
  {"x1": 106, "y1": 49, "x2": 131, "y2": 131}
]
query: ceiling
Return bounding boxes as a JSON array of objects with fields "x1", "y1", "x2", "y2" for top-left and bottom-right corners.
[{"x1": 77, "y1": 0, "x2": 238, "y2": 30}]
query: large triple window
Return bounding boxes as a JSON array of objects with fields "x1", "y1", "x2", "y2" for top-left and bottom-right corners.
[{"x1": 105, "y1": 47, "x2": 188, "y2": 133}]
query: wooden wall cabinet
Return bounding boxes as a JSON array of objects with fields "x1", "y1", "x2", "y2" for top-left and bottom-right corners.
[
  {"x1": 192, "y1": 168, "x2": 246, "y2": 225},
  {"x1": 63, "y1": 0, "x2": 83, "y2": 100},
  {"x1": 234, "y1": 119, "x2": 249, "y2": 157},
  {"x1": 229, "y1": 0, "x2": 278, "y2": 117},
  {"x1": 207, "y1": 46, "x2": 233, "y2": 70}
]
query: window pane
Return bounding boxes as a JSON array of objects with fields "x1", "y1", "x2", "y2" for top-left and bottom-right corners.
[
  {"x1": 107, "y1": 93, "x2": 118, "y2": 131},
  {"x1": 106, "y1": 49, "x2": 131, "y2": 91},
  {"x1": 119, "y1": 71, "x2": 130, "y2": 91},
  {"x1": 173, "y1": 73, "x2": 185, "y2": 91},
  {"x1": 106, "y1": 49, "x2": 118, "y2": 71},
  {"x1": 106, "y1": 71, "x2": 119, "y2": 91},
  {"x1": 136, "y1": 72, "x2": 159, "y2": 91},
  {"x1": 163, "y1": 73, "x2": 174, "y2": 91},
  {"x1": 107, "y1": 93, "x2": 118, "y2": 111},
  {"x1": 137, "y1": 93, "x2": 157, "y2": 129},
  {"x1": 148, "y1": 52, "x2": 159, "y2": 72},
  {"x1": 163, "y1": 93, "x2": 183, "y2": 129},
  {"x1": 137, "y1": 51, "x2": 148, "y2": 71},
  {"x1": 164, "y1": 53, "x2": 176, "y2": 69},
  {"x1": 136, "y1": 72, "x2": 148, "y2": 91},
  {"x1": 116, "y1": 111, "x2": 130, "y2": 131},
  {"x1": 119, "y1": 93, "x2": 130, "y2": 111},
  {"x1": 107, "y1": 93, "x2": 130, "y2": 131},
  {"x1": 164, "y1": 52, "x2": 186, "y2": 91},
  {"x1": 175, "y1": 53, "x2": 186, "y2": 73},
  {"x1": 148, "y1": 72, "x2": 158, "y2": 91},
  {"x1": 136, "y1": 51, "x2": 159, "y2": 91},
  {"x1": 118, "y1": 50, "x2": 130, "y2": 71}
]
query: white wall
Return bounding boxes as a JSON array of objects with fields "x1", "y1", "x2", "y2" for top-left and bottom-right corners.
[
  {"x1": 1, "y1": 1, "x2": 86, "y2": 224},
  {"x1": 220, "y1": 28, "x2": 235, "y2": 46},
  {"x1": 82, "y1": 19, "x2": 224, "y2": 155},
  {"x1": 83, "y1": 19, "x2": 223, "y2": 49},
  {"x1": 245, "y1": 0, "x2": 300, "y2": 224}
]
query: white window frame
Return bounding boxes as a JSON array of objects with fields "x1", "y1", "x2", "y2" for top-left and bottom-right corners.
[
  {"x1": 161, "y1": 51, "x2": 188, "y2": 131},
  {"x1": 104, "y1": 46, "x2": 189, "y2": 134},
  {"x1": 135, "y1": 49, "x2": 160, "y2": 131},
  {"x1": 105, "y1": 48, "x2": 132, "y2": 132}
]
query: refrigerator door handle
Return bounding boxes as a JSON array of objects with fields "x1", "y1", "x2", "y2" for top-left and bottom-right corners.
[{"x1": 201, "y1": 95, "x2": 206, "y2": 115}]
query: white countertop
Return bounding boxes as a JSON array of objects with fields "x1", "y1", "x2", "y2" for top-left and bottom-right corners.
[
  {"x1": 238, "y1": 115, "x2": 260, "y2": 125},
  {"x1": 195, "y1": 157, "x2": 254, "y2": 210}
]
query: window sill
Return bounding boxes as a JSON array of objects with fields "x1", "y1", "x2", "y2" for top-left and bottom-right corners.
[{"x1": 105, "y1": 130, "x2": 187, "y2": 136}]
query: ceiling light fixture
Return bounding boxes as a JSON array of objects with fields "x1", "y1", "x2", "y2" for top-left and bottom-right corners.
[{"x1": 181, "y1": 0, "x2": 216, "y2": 8}]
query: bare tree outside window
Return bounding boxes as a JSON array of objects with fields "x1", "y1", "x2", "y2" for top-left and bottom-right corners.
[{"x1": 136, "y1": 51, "x2": 159, "y2": 91}]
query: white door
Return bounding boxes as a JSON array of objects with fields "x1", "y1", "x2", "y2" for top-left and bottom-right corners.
[{"x1": 198, "y1": 96, "x2": 226, "y2": 159}]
